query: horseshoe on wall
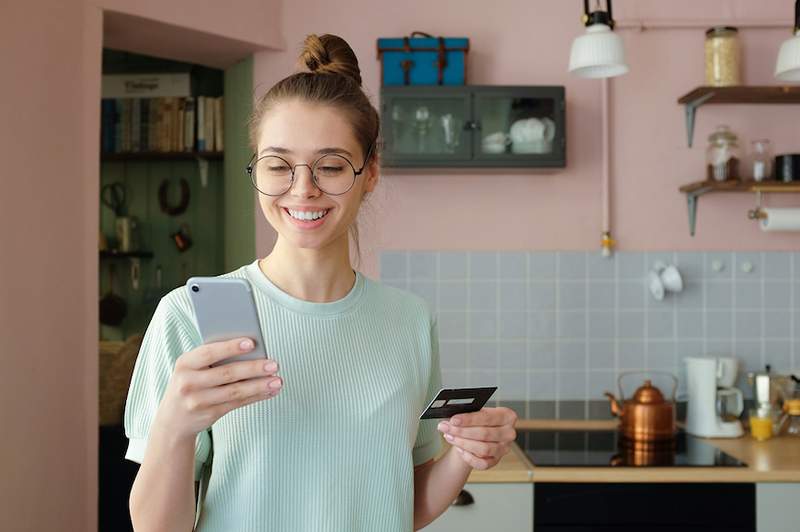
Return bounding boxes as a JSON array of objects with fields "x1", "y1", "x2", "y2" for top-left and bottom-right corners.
[{"x1": 158, "y1": 177, "x2": 191, "y2": 216}]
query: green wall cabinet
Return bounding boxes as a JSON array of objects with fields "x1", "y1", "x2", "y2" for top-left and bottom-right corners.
[{"x1": 380, "y1": 85, "x2": 565, "y2": 168}]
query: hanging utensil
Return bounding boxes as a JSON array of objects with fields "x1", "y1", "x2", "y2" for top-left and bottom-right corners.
[{"x1": 99, "y1": 262, "x2": 127, "y2": 326}]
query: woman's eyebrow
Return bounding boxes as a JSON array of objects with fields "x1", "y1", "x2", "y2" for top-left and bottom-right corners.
[{"x1": 259, "y1": 146, "x2": 353, "y2": 158}]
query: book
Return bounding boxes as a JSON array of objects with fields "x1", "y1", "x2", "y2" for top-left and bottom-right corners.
[
  {"x1": 197, "y1": 96, "x2": 206, "y2": 151},
  {"x1": 204, "y1": 96, "x2": 215, "y2": 152},
  {"x1": 184, "y1": 97, "x2": 195, "y2": 151},
  {"x1": 213, "y1": 97, "x2": 224, "y2": 151}
]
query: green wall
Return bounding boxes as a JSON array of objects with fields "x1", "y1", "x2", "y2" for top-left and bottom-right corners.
[{"x1": 224, "y1": 55, "x2": 256, "y2": 272}]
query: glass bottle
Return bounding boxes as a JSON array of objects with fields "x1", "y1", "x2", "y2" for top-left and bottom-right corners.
[
  {"x1": 750, "y1": 139, "x2": 773, "y2": 182},
  {"x1": 705, "y1": 27, "x2": 741, "y2": 86},
  {"x1": 706, "y1": 125, "x2": 741, "y2": 182}
]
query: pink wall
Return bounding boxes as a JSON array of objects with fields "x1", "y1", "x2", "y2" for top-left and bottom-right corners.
[
  {"x1": 252, "y1": 0, "x2": 800, "y2": 280},
  {"x1": 1, "y1": 1, "x2": 281, "y2": 530}
]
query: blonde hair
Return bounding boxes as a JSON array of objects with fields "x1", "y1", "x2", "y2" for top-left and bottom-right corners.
[{"x1": 247, "y1": 34, "x2": 380, "y2": 267}]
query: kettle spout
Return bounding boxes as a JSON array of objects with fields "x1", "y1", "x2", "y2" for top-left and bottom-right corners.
[{"x1": 604, "y1": 391, "x2": 622, "y2": 417}]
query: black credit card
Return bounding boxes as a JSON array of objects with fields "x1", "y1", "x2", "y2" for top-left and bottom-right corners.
[{"x1": 419, "y1": 386, "x2": 498, "y2": 419}]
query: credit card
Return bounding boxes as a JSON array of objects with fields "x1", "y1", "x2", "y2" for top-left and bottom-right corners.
[{"x1": 419, "y1": 386, "x2": 498, "y2": 419}]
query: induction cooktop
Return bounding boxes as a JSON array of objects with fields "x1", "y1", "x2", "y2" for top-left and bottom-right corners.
[{"x1": 516, "y1": 429, "x2": 747, "y2": 467}]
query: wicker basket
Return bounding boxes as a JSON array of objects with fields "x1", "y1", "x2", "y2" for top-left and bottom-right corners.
[{"x1": 99, "y1": 333, "x2": 143, "y2": 426}]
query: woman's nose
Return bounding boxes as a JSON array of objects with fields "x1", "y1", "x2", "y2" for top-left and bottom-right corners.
[{"x1": 289, "y1": 165, "x2": 321, "y2": 197}]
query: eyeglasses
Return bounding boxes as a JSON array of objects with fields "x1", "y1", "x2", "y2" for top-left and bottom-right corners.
[{"x1": 246, "y1": 143, "x2": 374, "y2": 196}]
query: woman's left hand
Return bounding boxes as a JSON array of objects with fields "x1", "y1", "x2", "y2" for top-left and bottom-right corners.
[{"x1": 437, "y1": 407, "x2": 518, "y2": 470}]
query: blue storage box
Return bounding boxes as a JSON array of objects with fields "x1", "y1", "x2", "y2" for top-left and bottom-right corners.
[{"x1": 376, "y1": 32, "x2": 469, "y2": 86}]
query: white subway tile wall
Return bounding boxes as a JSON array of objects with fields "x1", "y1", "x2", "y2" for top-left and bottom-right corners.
[{"x1": 379, "y1": 251, "x2": 800, "y2": 403}]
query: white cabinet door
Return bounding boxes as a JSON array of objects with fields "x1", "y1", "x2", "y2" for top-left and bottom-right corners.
[
  {"x1": 757, "y1": 483, "x2": 800, "y2": 532},
  {"x1": 422, "y1": 483, "x2": 533, "y2": 532}
]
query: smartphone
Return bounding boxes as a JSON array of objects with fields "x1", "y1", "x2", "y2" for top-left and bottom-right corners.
[{"x1": 185, "y1": 276, "x2": 268, "y2": 367}]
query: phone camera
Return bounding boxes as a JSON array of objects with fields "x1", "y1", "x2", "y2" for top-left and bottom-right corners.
[{"x1": 191, "y1": 284, "x2": 200, "y2": 293}]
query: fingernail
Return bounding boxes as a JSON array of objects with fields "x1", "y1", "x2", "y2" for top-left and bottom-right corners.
[
  {"x1": 264, "y1": 361, "x2": 278, "y2": 373},
  {"x1": 268, "y1": 378, "x2": 282, "y2": 389},
  {"x1": 240, "y1": 339, "x2": 253, "y2": 350},
  {"x1": 444, "y1": 433, "x2": 455, "y2": 442},
  {"x1": 437, "y1": 422, "x2": 449, "y2": 432},
  {"x1": 455, "y1": 447, "x2": 464, "y2": 454}
]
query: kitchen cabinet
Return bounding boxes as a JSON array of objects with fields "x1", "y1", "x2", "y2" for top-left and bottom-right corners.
[
  {"x1": 424, "y1": 483, "x2": 533, "y2": 531},
  {"x1": 757, "y1": 483, "x2": 800, "y2": 532},
  {"x1": 380, "y1": 86, "x2": 565, "y2": 168}
]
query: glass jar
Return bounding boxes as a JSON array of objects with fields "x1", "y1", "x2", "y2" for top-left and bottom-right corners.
[
  {"x1": 705, "y1": 27, "x2": 741, "y2": 86},
  {"x1": 783, "y1": 399, "x2": 800, "y2": 436},
  {"x1": 706, "y1": 125, "x2": 741, "y2": 181},
  {"x1": 750, "y1": 139, "x2": 773, "y2": 182}
]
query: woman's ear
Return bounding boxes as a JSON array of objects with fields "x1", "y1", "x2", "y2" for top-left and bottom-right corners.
[{"x1": 363, "y1": 154, "x2": 380, "y2": 193}]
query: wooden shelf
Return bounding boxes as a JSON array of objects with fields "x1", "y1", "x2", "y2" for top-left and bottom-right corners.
[
  {"x1": 100, "y1": 250, "x2": 153, "y2": 259},
  {"x1": 676, "y1": 86, "x2": 800, "y2": 147},
  {"x1": 679, "y1": 179, "x2": 800, "y2": 194},
  {"x1": 678, "y1": 179, "x2": 800, "y2": 236},
  {"x1": 101, "y1": 151, "x2": 223, "y2": 162},
  {"x1": 678, "y1": 86, "x2": 800, "y2": 105}
]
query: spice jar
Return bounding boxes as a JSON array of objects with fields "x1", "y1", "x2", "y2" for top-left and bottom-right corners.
[
  {"x1": 706, "y1": 125, "x2": 741, "y2": 181},
  {"x1": 705, "y1": 26, "x2": 741, "y2": 86},
  {"x1": 749, "y1": 139, "x2": 773, "y2": 182}
]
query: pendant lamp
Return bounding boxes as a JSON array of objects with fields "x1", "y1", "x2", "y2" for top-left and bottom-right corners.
[
  {"x1": 775, "y1": 0, "x2": 800, "y2": 81},
  {"x1": 569, "y1": 0, "x2": 629, "y2": 78}
]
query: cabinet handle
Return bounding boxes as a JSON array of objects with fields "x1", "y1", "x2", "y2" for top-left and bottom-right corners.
[{"x1": 451, "y1": 489, "x2": 475, "y2": 506}]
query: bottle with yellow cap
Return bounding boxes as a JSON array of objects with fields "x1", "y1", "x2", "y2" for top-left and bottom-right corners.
[{"x1": 784, "y1": 399, "x2": 800, "y2": 437}]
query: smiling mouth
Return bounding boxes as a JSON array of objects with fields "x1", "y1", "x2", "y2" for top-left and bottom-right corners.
[{"x1": 282, "y1": 207, "x2": 332, "y2": 222}]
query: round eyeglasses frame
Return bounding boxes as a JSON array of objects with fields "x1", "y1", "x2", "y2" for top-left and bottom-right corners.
[{"x1": 246, "y1": 143, "x2": 374, "y2": 197}]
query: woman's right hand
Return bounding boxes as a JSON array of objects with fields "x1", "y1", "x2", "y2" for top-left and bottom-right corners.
[{"x1": 157, "y1": 337, "x2": 282, "y2": 440}]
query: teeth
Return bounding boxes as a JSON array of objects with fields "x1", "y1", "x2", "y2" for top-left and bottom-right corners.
[{"x1": 287, "y1": 209, "x2": 328, "y2": 221}]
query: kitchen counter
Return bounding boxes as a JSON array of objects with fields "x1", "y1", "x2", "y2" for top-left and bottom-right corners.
[{"x1": 442, "y1": 419, "x2": 800, "y2": 484}]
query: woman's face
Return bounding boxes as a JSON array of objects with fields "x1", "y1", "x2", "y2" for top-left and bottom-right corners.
[{"x1": 255, "y1": 99, "x2": 378, "y2": 252}]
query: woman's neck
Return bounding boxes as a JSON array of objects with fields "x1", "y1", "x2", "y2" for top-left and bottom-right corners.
[{"x1": 258, "y1": 237, "x2": 356, "y2": 303}]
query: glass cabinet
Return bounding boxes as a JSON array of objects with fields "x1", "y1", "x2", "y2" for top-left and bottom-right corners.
[{"x1": 380, "y1": 85, "x2": 565, "y2": 168}]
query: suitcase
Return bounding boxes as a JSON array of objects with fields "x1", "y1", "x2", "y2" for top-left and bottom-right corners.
[{"x1": 376, "y1": 31, "x2": 469, "y2": 86}]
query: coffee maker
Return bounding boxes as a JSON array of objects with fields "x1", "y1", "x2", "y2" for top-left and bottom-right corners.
[{"x1": 685, "y1": 357, "x2": 744, "y2": 438}]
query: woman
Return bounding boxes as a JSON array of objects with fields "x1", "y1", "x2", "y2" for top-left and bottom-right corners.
[{"x1": 124, "y1": 33, "x2": 517, "y2": 532}]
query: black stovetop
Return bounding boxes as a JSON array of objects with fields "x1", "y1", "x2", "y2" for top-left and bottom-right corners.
[{"x1": 516, "y1": 429, "x2": 747, "y2": 467}]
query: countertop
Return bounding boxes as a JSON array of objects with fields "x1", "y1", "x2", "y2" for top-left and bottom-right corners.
[{"x1": 441, "y1": 419, "x2": 800, "y2": 484}]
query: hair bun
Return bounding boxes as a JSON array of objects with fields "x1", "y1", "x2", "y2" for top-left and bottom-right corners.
[{"x1": 300, "y1": 34, "x2": 362, "y2": 86}]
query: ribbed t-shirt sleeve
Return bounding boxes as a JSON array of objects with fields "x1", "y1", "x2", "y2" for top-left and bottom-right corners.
[
  {"x1": 123, "y1": 292, "x2": 212, "y2": 481},
  {"x1": 412, "y1": 311, "x2": 443, "y2": 466}
]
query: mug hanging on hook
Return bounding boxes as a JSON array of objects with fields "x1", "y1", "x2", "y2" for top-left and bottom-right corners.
[{"x1": 171, "y1": 223, "x2": 192, "y2": 252}]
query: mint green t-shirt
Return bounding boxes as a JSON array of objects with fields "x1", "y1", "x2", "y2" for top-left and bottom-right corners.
[{"x1": 123, "y1": 259, "x2": 442, "y2": 532}]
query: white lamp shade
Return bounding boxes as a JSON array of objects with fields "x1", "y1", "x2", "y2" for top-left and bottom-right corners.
[
  {"x1": 569, "y1": 23, "x2": 629, "y2": 79},
  {"x1": 775, "y1": 30, "x2": 800, "y2": 81}
]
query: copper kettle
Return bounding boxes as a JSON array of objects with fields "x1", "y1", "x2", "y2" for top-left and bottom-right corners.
[{"x1": 605, "y1": 371, "x2": 678, "y2": 442}]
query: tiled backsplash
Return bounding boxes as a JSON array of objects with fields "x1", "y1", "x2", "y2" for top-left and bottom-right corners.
[{"x1": 380, "y1": 251, "x2": 799, "y2": 411}]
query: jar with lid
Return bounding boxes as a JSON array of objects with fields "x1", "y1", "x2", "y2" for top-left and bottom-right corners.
[
  {"x1": 782, "y1": 399, "x2": 800, "y2": 436},
  {"x1": 706, "y1": 125, "x2": 741, "y2": 181},
  {"x1": 750, "y1": 139, "x2": 773, "y2": 182},
  {"x1": 705, "y1": 26, "x2": 741, "y2": 86}
]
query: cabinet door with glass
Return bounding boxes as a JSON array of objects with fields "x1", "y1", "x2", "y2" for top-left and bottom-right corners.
[
  {"x1": 380, "y1": 85, "x2": 565, "y2": 168},
  {"x1": 472, "y1": 86, "x2": 565, "y2": 167},
  {"x1": 380, "y1": 87, "x2": 471, "y2": 166}
]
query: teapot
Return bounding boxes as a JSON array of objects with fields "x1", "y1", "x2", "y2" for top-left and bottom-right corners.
[{"x1": 605, "y1": 371, "x2": 678, "y2": 442}]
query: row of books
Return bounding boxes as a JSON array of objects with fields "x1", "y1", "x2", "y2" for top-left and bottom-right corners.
[{"x1": 100, "y1": 96, "x2": 223, "y2": 154}]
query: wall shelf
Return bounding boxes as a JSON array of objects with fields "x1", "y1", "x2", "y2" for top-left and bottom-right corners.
[
  {"x1": 678, "y1": 179, "x2": 800, "y2": 236},
  {"x1": 100, "y1": 250, "x2": 153, "y2": 259},
  {"x1": 677, "y1": 86, "x2": 800, "y2": 147},
  {"x1": 101, "y1": 151, "x2": 223, "y2": 162}
]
